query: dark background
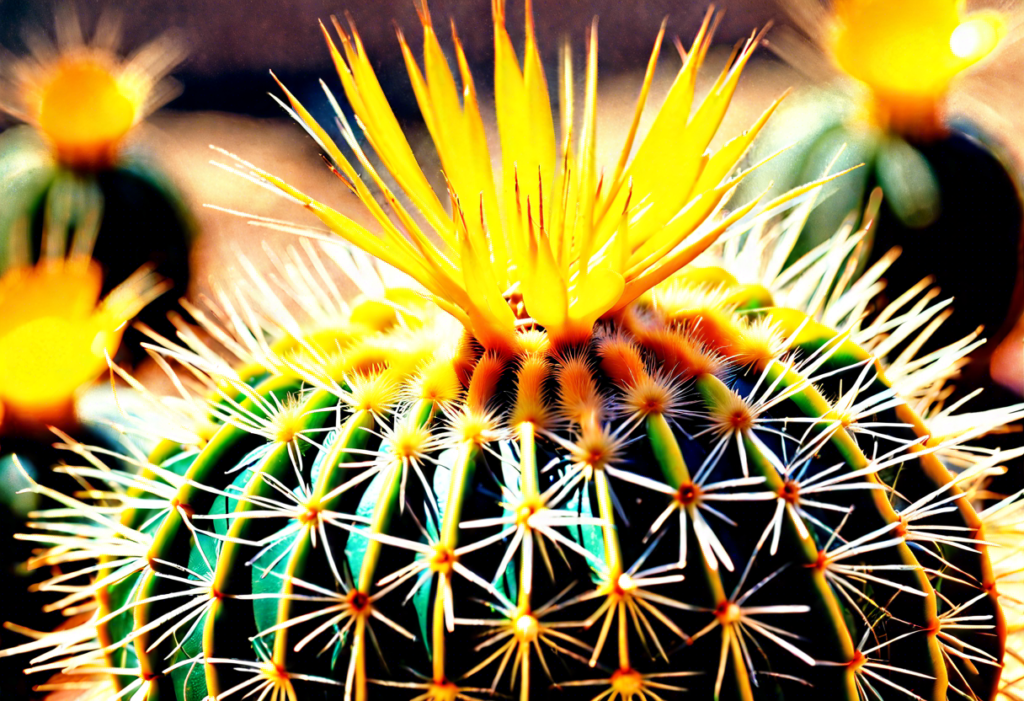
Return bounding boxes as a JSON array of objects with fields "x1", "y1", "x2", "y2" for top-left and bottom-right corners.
[{"x1": 0, "y1": 0, "x2": 781, "y2": 117}]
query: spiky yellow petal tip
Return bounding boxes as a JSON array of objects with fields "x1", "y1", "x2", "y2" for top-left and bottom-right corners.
[
  {"x1": 828, "y1": 0, "x2": 1004, "y2": 134},
  {"x1": 1, "y1": 10, "x2": 182, "y2": 169},
  {"x1": 236, "y1": 0, "x2": 848, "y2": 354}
]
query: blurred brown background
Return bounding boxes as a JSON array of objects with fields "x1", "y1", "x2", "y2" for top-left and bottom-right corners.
[{"x1": 0, "y1": 0, "x2": 780, "y2": 115}]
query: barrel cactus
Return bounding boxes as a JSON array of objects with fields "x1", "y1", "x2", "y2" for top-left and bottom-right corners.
[
  {"x1": 6, "y1": 3, "x2": 1024, "y2": 701},
  {"x1": 0, "y1": 185, "x2": 165, "y2": 698}
]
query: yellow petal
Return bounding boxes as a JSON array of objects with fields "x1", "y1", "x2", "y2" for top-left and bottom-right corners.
[
  {"x1": 521, "y1": 227, "x2": 568, "y2": 331},
  {"x1": 571, "y1": 268, "x2": 624, "y2": 327}
]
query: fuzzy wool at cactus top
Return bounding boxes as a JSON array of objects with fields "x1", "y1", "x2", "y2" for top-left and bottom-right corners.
[{"x1": 4, "y1": 2, "x2": 1024, "y2": 701}]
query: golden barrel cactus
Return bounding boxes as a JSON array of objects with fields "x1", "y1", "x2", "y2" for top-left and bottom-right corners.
[{"x1": 5, "y1": 3, "x2": 1024, "y2": 701}]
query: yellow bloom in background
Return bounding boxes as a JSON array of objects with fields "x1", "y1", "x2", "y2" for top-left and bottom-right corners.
[
  {"x1": 830, "y1": 0, "x2": 1004, "y2": 133},
  {"x1": 0, "y1": 9, "x2": 192, "y2": 370},
  {"x1": 783, "y1": 0, "x2": 1006, "y2": 135},
  {"x1": 0, "y1": 8, "x2": 182, "y2": 170},
  {"x1": 0, "y1": 191, "x2": 165, "y2": 429}
]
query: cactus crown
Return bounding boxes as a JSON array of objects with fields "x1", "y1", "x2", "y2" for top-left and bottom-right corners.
[
  {"x1": 233, "y1": 1, "x2": 844, "y2": 351},
  {"x1": 0, "y1": 9, "x2": 182, "y2": 169}
]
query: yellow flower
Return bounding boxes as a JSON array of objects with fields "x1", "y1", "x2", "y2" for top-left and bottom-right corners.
[
  {"x1": 235, "y1": 0, "x2": 836, "y2": 353},
  {"x1": 0, "y1": 211, "x2": 165, "y2": 428},
  {"x1": 827, "y1": 0, "x2": 1004, "y2": 132},
  {"x1": 0, "y1": 9, "x2": 182, "y2": 169}
]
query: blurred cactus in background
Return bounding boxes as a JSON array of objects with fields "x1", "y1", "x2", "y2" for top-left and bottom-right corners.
[
  {"x1": 0, "y1": 189, "x2": 163, "y2": 504},
  {"x1": 0, "y1": 186, "x2": 165, "y2": 699},
  {"x1": 0, "y1": 190, "x2": 164, "y2": 439},
  {"x1": 3, "y1": 4, "x2": 1024, "y2": 701},
  {"x1": 744, "y1": 0, "x2": 1024, "y2": 385},
  {"x1": 0, "y1": 8, "x2": 194, "y2": 363}
]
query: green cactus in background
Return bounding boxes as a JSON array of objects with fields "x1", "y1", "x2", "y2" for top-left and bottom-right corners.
[
  {"x1": 0, "y1": 8, "x2": 194, "y2": 358},
  {"x1": 5, "y1": 4, "x2": 1024, "y2": 701},
  {"x1": 0, "y1": 183, "x2": 167, "y2": 700},
  {"x1": 745, "y1": 0, "x2": 1024, "y2": 371}
]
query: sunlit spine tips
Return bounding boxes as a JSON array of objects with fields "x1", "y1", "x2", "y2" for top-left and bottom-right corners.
[
  {"x1": 410, "y1": 360, "x2": 462, "y2": 406},
  {"x1": 514, "y1": 328, "x2": 551, "y2": 357},
  {"x1": 390, "y1": 420, "x2": 434, "y2": 463},
  {"x1": 465, "y1": 352, "x2": 507, "y2": 414},
  {"x1": 630, "y1": 327, "x2": 725, "y2": 382},
  {"x1": 345, "y1": 369, "x2": 400, "y2": 415},
  {"x1": 448, "y1": 407, "x2": 502, "y2": 447},
  {"x1": 729, "y1": 316, "x2": 790, "y2": 368},
  {"x1": 570, "y1": 423, "x2": 623, "y2": 474},
  {"x1": 596, "y1": 334, "x2": 649, "y2": 389},
  {"x1": 621, "y1": 373, "x2": 686, "y2": 423}
]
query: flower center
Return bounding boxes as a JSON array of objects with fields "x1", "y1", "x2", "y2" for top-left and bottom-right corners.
[{"x1": 37, "y1": 58, "x2": 137, "y2": 168}]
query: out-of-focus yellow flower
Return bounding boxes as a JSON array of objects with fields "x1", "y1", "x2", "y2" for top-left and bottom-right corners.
[
  {"x1": 827, "y1": 0, "x2": 1004, "y2": 133},
  {"x1": 0, "y1": 207, "x2": 165, "y2": 429},
  {"x1": 0, "y1": 10, "x2": 182, "y2": 170}
]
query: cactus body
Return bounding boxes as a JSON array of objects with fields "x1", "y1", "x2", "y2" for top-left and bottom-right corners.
[
  {"x1": 85, "y1": 287, "x2": 1008, "y2": 701},
  {"x1": 11, "y1": 229, "x2": 1023, "y2": 701}
]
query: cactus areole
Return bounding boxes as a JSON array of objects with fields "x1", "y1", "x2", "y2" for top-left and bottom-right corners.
[{"x1": 6, "y1": 3, "x2": 1024, "y2": 701}]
